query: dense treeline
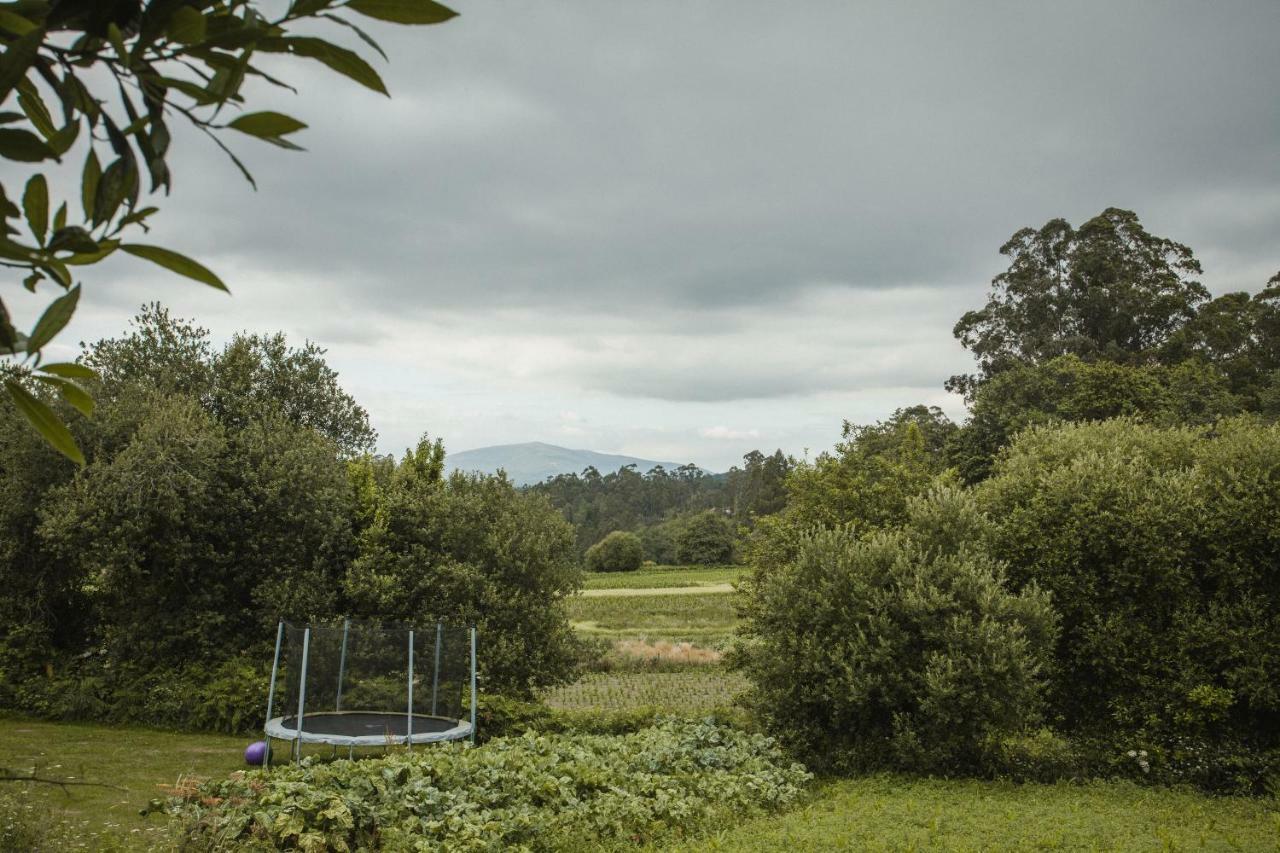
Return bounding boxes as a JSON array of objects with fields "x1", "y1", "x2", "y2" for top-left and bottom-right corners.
[
  {"x1": 528, "y1": 448, "x2": 790, "y2": 560},
  {"x1": 0, "y1": 307, "x2": 581, "y2": 730},
  {"x1": 737, "y1": 208, "x2": 1280, "y2": 792}
]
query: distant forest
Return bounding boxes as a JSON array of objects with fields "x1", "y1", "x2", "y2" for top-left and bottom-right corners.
[{"x1": 526, "y1": 450, "x2": 791, "y2": 558}]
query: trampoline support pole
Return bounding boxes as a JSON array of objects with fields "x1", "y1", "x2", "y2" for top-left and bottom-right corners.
[
  {"x1": 336, "y1": 617, "x2": 350, "y2": 712},
  {"x1": 406, "y1": 629, "x2": 415, "y2": 751},
  {"x1": 294, "y1": 627, "x2": 311, "y2": 763},
  {"x1": 431, "y1": 621, "x2": 442, "y2": 715},
  {"x1": 264, "y1": 620, "x2": 284, "y2": 770},
  {"x1": 469, "y1": 626, "x2": 477, "y2": 745}
]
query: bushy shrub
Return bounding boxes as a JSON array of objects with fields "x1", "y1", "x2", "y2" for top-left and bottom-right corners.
[
  {"x1": 584, "y1": 530, "x2": 644, "y2": 572},
  {"x1": 733, "y1": 484, "x2": 1057, "y2": 774},
  {"x1": 676, "y1": 510, "x2": 737, "y2": 565},
  {"x1": 344, "y1": 439, "x2": 584, "y2": 698},
  {"x1": 169, "y1": 719, "x2": 810, "y2": 850},
  {"x1": 977, "y1": 417, "x2": 1280, "y2": 767}
]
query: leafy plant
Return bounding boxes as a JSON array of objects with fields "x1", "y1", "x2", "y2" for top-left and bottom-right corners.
[
  {"x1": 0, "y1": 0, "x2": 456, "y2": 461},
  {"x1": 733, "y1": 483, "x2": 1058, "y2": 774},
  {"x1": 168, "y1": 719, "x2": 811, "y2": 850}
]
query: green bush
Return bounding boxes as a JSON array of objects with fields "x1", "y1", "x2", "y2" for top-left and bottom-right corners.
[
  {"x1": 584, "y1": 530, "x2": 644, "y2": 573},
  {"x1": 676, "y1": 510, "x2": 737, "y2": 565},
  {"x1": 169, "y1": 719, "x2": 811, "y2": 851},
  {"x1": 977, "y1": 417, "x2": 1280, "y2": 765},
  {"x1": 733, "y1": 484, "x2": 1058, "y2": 774}
]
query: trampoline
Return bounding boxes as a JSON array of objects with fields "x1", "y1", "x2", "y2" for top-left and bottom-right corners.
[{"x1": 262, "y1": 619, "x2": 477, "y2": 765}]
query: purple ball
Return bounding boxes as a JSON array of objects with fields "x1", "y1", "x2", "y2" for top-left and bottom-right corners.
[{"x1": 244, "y1": 740, "x2": 269, "y2": 766}]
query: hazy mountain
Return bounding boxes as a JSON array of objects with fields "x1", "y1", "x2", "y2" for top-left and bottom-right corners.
[{"x1": 445, "y1": 442, "x2": 685, "y2": 486}]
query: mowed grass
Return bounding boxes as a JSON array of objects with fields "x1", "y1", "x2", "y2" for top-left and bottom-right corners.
[
  {"x1": 685, "y1": 775, "x2": 1280, "y2": 852},
  {"x1": 0, "y1": 715, "x2": 246, "y2": 850},
  {"x1": 567, "y1": 591, "x2": 739, "y2": 642},
  {"x1": 583, "y1": 564, "x2": 747, "y2": 590},
  {"x1": 543, "y1": 671, "x2": 749, "y2": 713}
]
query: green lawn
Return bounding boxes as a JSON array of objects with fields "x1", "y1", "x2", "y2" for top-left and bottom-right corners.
[
  {"x1": 0, "y1": 715, "x2": 246, "y2": 850},
  {"x1": 583, "y1": 564, "x2": 747, "y2": 590},
  {"x1": 685, "y1": 776, "x2": 1280, "y2": 852}
]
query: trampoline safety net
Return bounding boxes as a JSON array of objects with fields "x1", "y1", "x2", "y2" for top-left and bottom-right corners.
[{"x1": 266, "y1": 619, "x2": 475, "y2": 755}]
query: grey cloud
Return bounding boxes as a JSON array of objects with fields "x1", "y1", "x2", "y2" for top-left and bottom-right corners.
[{"x1": 67, "y1": 0, "x2": 1280, "y2": 440}]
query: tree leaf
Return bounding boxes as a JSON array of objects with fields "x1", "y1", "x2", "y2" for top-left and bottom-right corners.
[
  {"x1": 52, "y1": 200, "x2": 65, "y2": 231},
  {"x1": 39, "y1": 361, "x2": 96, "y2": 380},
  {"x1": 0, "y1": 10, "x2": 38, "y2": 35},
  {"x1": 48, "y1": 225, "x2": 98, "y2": 254},
  {"x1": 22, "y1": 173, "x2": 46, "y2": 244},
  {"x1": 345, "y1": 0, "x2": 457, "y2": 25},
  {"x1": 33, "y1": 374, "x2": 94, "y2": 416},
  {"x1": 0, "y1": 27, "x2": 43, "y2": 104},
  {"x1": 228, "y1": 111, "x2": 308, "y2": 139},
  {"x1": 259, "y1": 36, "x2": 388, "y2": 95},
  {"x1": 0, "y1": 127, "x2": 54, "y2": 161},
  {"x1": 81, "y1": 148, "x2": 101, "y2": 221},
  {"x1": 5, "y1": 379, "x2": 84, "y2": 464},
  {"x1": 121, "y1": 244, "x2": 228, "y2": 292},
  {"x1": 167, "y1": 5, "x2": 207, "y2": 45},
  {"x1": 26, "y1": 283, "x2": 79, "y2": 352},
  {"x1": 318, "y1": 14, "x2": 387, "y2": 62}
]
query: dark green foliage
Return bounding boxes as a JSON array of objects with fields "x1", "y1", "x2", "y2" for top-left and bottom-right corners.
[
  {"x1": 676, "y1": 510, "x2": 737, "y2": 565},
  {"x1": 948, "y1": 208, "x2": 1208, "y2": 398},
  {"x1": 529, "y1": 449, "x2": 791, "y2": 558},
  {"x1": 169, "y1": 719, "x2": 810, "y2": 851},
  {"x1": 0, "y1": 306, "x2": 582, "y2": 726},
  {"x1": 746, "y1": 406, "x2": 956, "y2": 570},
  {"x1": 948, "y1": 355, "x2": 1242, "y2": 483},
  {"x1": 725, "y1": 449, "x2": 793, "y2": 520},
  {"x1": 584, "y1": 530, "x2": 644, "y2": 572},
  {"x1": 733, "y1": 485, "x2": 1057, "y2": 774},
  {"x1": 530, "y1": 463, "x2": 725, "y2": 556},
  {"x1": 0, "y1": 0, "x2": 456, "y2": 460},
  {"x1": 345, "y1": 439, "x2": 583, "y2": 696},
  {"x1": 977, "y1": 419, "x2": 1280, "y2": 759}
]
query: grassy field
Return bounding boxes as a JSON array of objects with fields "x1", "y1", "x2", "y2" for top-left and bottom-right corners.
[
  {"x1": 583, "y1": 564, "x2": 747, "y2": 590},
  {"x1": 0, "y1": 716, "x2": 245, "y2": 850},
  {"x1": 566, "y1": 590, "x2": 739, "y2": 642},
  {"x1": 686, "y1": 775, "x2": 1280, "y2": 851},
  {"x1": 543, "y1": 671, "x2": 749, "y2": 712}
]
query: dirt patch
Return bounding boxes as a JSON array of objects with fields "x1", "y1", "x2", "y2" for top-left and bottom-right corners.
[{"x1": 613, "y1": 639, "x2": 723, "y2": 665}]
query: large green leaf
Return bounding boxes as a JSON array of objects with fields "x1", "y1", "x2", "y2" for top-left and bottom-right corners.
[
  {"x1": 33, "y1": 374, "x2": 94, "y2": 416},
  {"x1": 22, "y1": 172, "x2": 46, "y2": 244},
  {"x1": 121, "y1": 244, "x2": 228, "y2": 291},
  {"x1": 167, "y1": 5, "x2": 207, "y2": 45},
  {"x1": 5, "y1": 379, "x2": 84, "y2": 464},
  {"x1": 260, "y1": 36, "x2": 388, "y2": 95},
  {"x1": 38, "y1": 361, "x2": 96, "y2": 380},
  {"x1": 228, "y1": 110, "x2": 308, "y2": 139},
  {"x1": 81, "y1": 148, "x2": 100, "y2": 221},
  {"x1": 26, "y1": 283, "x2": 79, "y2": 352},
  {"x1": 0, "y1": 127, "x2": 53, "y2": 161},
  {"x1": 345, "y1": 0, "x2": 457, "y2": 25},
  {"x1": 0, "y1": 26, "x2": 43, "y2": 104}
]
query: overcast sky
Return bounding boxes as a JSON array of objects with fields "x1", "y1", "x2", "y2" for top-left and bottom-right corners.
[{"x1": 15, "y1": 1, "x2": 1280, "y2": 471}]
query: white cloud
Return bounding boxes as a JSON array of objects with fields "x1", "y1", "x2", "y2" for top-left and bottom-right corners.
[{"x1": 700, "y1": 426, "x2": 762, "y2": 441}]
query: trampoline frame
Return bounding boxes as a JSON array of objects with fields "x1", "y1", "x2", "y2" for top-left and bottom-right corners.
[{"x1": 262, "y1": 619, "x2": 478, "y2": 767}]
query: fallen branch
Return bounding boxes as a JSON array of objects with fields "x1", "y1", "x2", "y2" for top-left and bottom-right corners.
[{"x1": 0, "y1": 766, "x2": 126, "y2": 793}]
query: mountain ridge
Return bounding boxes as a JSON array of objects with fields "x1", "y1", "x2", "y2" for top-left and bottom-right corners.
[{"x1": 445, "y1": 441, "x2": 689, "y2": 486}]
